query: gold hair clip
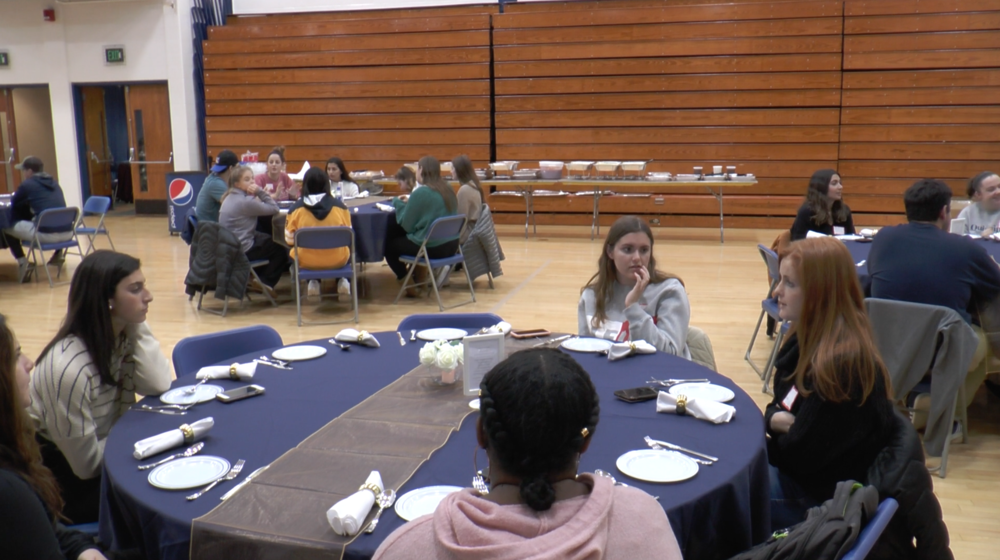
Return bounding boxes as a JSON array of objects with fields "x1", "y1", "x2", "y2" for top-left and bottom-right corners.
[
  {"x1": 675, "y1": 395, "x2": 688, "y2": 416},
  {"x1": 228, "y1": 363, "x2": 239, "y2": 380},
  {"x1": 179, "y1": 423, "x2": 195, "y2": 443},
  {"x1": 581, "y1": 427, "x2": 590, "y2": 438}
]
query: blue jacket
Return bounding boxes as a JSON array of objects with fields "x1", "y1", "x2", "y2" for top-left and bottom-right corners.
[{"x1": 11, "y1": 173, "x2": 66, "y2": 223}]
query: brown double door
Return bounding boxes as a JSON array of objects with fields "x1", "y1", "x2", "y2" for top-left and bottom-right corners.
[
  {"x1": 0, "y1": 89, "x2": 18, "y2": 194},
  {"x1": 80, "y1": 86, "x2": 112, "y2": 197}
]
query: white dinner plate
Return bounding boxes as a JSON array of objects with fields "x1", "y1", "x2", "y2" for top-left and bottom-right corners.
[
  {"x1": 469, "y1": 398, "x2": 480, "y2": 410},
  {"x1": 616, "y1": 449, "x2": 699, "y2": 483},
  {"x1": 272, "y1": 345, "x2": 328, "y2": 362},
  {"x1": 561, "y1": 337, "x2": 614, "y2": 353},
  {"x1": 394, "y1": 485, "x2": 464, "y2": 521},
  {"x1": 667, "y1": 383, "x2": 735, "y2": 403},
  {"x1": 148, "y1": 456, "x2": 231, "y2": 490},
  {"x1": 160, "y1": 384, "x2": 225, "y2": 405},
  {"x1": 416, "y1": 328, "x2": 468, "y2": 341}
]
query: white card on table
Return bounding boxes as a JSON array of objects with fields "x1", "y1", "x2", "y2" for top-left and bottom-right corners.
[{"x1": 462, "y1": 332, "x2": 505, "y2": 397}]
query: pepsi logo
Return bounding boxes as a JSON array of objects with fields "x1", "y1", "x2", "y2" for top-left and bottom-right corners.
[{"x1": 169, "y1": 179, "x2": 193, "y2": 205}]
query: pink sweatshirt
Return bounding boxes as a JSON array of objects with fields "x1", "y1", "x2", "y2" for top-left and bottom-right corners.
[{"x1": 373, "y1": 474, "x2": 683, "y2": 560}]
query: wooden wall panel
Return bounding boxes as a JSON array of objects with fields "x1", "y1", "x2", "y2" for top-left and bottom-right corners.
[
  {"x1": 840, "y1": 0, "x2": 1000, "y2": 203},
  {"x1": 204, "y1": 7, "x2": 494, "y2": 175}
]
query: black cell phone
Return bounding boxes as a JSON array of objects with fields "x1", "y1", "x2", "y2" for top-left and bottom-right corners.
[
  {"x1": 216, "y1": 384, "x2": 265, "y2": 403},
  {"x1": 614, "y1": 386, "x2": 659, "y2": 403}
]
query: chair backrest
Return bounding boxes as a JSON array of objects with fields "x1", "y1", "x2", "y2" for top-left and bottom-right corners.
[
  {"x1": 841, "y1": 498, "x2": 899, "y2": 560},
  {"x1": 757, "y1": 244, "x2": 780, "y2": 287},
  {"x1": 425, "y1": 215, "x2": 467, "y2": 243},
  {"x1": 397, "y1": 312, "x2": 503, "y2": 332},
  {"x1": 171, "y1": 325, "x2": 284, "y2": 378},
  {"x1": 83, "y1": 196, "x2": 111, "y2": 215},
  {"x1": 36, "y1": 207, "x2": 80, "y2": 233},
  {"x1": 294, "y1": 226, "x2": 353, "y2": 251}
]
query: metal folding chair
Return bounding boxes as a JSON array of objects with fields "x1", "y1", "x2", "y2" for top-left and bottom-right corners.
[
  {"x1": 841, "y1": 498, "x2": 899, "y2": 560},
  {"x1": 393, "y1": 215, "x2": 475, "y2": 311},
  {"x1": 292, "y1": 226, "x2": 358, "y2": 326},
  {"x1": 744, "y1": 244, "x2": 789, "y2": 392},
  {"x1": 76, "y1": 196, "x2": 115, "y2": 255},
  {"x1": 23, "y1": 207, "x2": 83, "y2": 288}
]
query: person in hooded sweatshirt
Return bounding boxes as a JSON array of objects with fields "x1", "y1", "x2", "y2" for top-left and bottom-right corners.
[
  {"x1": 3, "y1": 156, "x2": 70, "y2": 282},
  {"x1": 284, "y1": 167, "x2": 353, "y2": 297},
  {"x1": 373, "y1": 348, "x2": 682, "y2": 560}
]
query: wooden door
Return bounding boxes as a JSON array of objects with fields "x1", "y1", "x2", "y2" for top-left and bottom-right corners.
[
  {"x1": 81, "y1": 87, "x2": 112, "y2": 197},
  {"x1": 125, "y1": 84, "x2": 173, "y2": 213},
  {"x1": 0, "y1": 89, "x2": 19, "y2": 194}
]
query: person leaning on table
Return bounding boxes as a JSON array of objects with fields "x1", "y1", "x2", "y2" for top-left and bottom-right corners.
[
  {"x1": 789, "y1": 169, "x2": 855, "y2": 241},
  {"x1": 373, "y1": 348, "x2": 682, "y2": 560},
  {"x1": 254, "y1": 146, "x2": 300, "y2": 202},
  {"x1": 29, "y1": 251, "x2": 172, "y2": 524}
]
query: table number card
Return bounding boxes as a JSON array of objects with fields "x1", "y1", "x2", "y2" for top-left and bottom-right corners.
[{"x1": 462, "y1": 332, "x2": 505, "y2": 397}]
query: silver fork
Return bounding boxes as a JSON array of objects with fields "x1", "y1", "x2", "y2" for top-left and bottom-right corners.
[
  {"x1": 186, "y1": 459, "x2": 245, "y2": 501},
  {"x1": 364, "y1": 489, "x2": 397, "y2": 533}
]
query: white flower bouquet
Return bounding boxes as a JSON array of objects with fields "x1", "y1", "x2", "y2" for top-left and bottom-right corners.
[{"x1": 419, "y1": 339, "x2": 465, "y2": 371}]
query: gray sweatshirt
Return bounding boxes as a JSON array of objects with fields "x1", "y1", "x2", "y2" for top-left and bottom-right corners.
[
  {"x1": 578, "y1": 278, "x2": 691, "y2": 358},
  {"x1": 957, "y1": 202, "x2": 1000, "y2": 236},
  {"x1": 218, "y1": 188, "x2": 279, "y2": 252}
]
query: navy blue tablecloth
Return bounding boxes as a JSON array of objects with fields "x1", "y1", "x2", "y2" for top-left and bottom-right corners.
[
  {"x1": 271, "y1": 201, "x2": 395, "y2": 263},
  {"x1": 100, "y1": 334, "x2": 769, "y2": 560},
  {"x1": 0, "y1": 203, "x2": 12, "y2": 249}
]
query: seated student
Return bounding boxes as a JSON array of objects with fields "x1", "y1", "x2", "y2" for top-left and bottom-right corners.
[
  {"x1": 254, "y1": 146, "x2": 300, "y2": 202},
  {"x1": 385, "y1": 156, "x2": 459, "y2": 295},
  {"x1": 957, "y1": 171, "x2": 1000, "y2": 236},
  {"x1": 394, "y1": 166, "x2": 416, "y2": 193},
  {"x1": 767, "y1": 237, "x2": 894, "y2": 530},
  {"x1": 2, "y1": 156, "x2": 70, "y2": 282},
  {"x1": 453, "y1": 154, "x2": 484, "y2": 246},
  {"x1": 29, "y1": 251, "x2": 172, "y2": 524},
  {"x1": 326, "y1": 157, "x2": 360, "y2": 199},
  {"x1": 578, "y1": 215, "x2": 691, "y2": 358},
  {"x1": 373, "y1": 348, "x2": 682, "y2": 560},
  {"x1": 790, "y1": 169, "x2": 855, "y2": 241},
  {"x1": 284, "y1": 167, "x2": 353, "y2": 297},
  {"x1": 868, "y1": 178, "x2": 1000, "y2": 407},
  {"x1": 196, "y1": 149, "x2": 239, "y2": 223},
  {"x1": 0, "y1": 314, "x2": 111, "y2": 560},
  {"x1": 219, "y1": 165, "x2": 289, "y2": 297}
]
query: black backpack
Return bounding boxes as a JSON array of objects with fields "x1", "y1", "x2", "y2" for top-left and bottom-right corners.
[{"x1": 728, "y1": 480, "x2": 879, "y2": 560}]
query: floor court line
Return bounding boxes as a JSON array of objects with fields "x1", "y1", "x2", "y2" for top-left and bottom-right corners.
[{"x1": 490, "y1": 259, "x2": 552, "y2": 315}]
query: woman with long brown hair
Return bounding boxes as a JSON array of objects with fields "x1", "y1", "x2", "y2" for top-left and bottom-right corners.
[
  {"x1": 452, "y1": 154, "x2": 484, "y2": 245},
  {"x1": 254, "y1": 146, "x2": 300, "y2": 201},
  {"x1": 0, "y1": 314, "x2": 110, "y2": 559},
  {"x1": 789, "y1": 169, "x2": 855, "y2": 241},
  {"x1": 578, "y1": 216, "x2": 690, "y2": 357},
  {"x1": 767, "y1": 236, "x2": 894, "y2": 529}
]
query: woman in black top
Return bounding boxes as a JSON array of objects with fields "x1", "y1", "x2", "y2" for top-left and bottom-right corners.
[
  {"x1": 790, "y1": 169, "x2": 855, "y2": 241},
  {"x1": 0, "y1": 313, "x2": 108, "y2": 560},
  {"x1": 766, "y1": 237, "x2": 894, "y2": 530}
]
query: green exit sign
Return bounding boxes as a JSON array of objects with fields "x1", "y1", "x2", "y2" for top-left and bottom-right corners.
[
  {"x1": 0, "y1": 51, "x2": 9, "y2": 68},
  {"x1": 104, "y1": 46, "x2": 125, "y2": 64}
]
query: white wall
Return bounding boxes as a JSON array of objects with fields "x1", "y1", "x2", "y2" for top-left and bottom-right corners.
[
  {"x1": 11, "y1": 87, "x2": 58, "y2": 182},
  {"x1": 233, "y1": 0, "x2": 495, "y2": 15},
  {"x1": 0, "y1": 0, "x2": 201, "y2": 208}
]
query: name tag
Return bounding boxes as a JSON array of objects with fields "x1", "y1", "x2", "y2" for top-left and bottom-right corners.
[
  {"x1": 781, "y1": 386, "x2": 799, "y2": 411},
  {"x1": 833, "y1": 226, "x2": 845, "y2": 236}
]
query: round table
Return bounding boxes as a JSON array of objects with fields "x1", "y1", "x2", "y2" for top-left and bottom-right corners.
[
  {"x1": 269, "y1": 199, "x2": 396, "y2": 263},
  {"x1": 100, "y1": 332, "x2": 769, "y2": 560}
]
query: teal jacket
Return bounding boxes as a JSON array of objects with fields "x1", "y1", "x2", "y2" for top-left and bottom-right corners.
[{"x1": 393, "y1": 186, "x2": 458, "y2": 247}]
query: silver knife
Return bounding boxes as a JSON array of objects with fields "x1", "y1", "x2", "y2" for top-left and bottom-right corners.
[
  {"x1": 220, "y1": 465, "x2": 268, "y2": 501},
  {"x1": 645, "y1": 436, "x2": 719, "y2": 462},
  {"x1": 531, "y1": 334, "x2": 573, "y2": 348},
  {"x1": 253, "y1": 359, "x2": 292, "y2": 370},
  {"x1": 397, "y1": 332, "x2": 406, "y2": 346},
  {"x1": 138, "y1": 442, "x2": 204, "y2": 470}
]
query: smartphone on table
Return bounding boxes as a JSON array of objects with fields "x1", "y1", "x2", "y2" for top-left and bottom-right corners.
[
  {"x1": 510, "y1": 329, "x2": 551, "y2": 339},
  {"x1": 216, "y1": 384, "x2": 265, "y2": 403},
  {"x1": 613, "y1": 386, "x2": 659, "y2": 403}
]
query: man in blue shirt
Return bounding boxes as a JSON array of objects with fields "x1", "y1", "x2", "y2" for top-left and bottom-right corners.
[
  {"x1": 196, "y1": 150, "x2": 239, "y2": 223},
  {"x1": 2, "y1": 157, "x2": 69, "y2": 282},
  {"x1": 868, "y1": 178, "x2": 1000, "y2": 406}
]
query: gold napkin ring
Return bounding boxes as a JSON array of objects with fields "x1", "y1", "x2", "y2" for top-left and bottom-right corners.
[
  {"x1": 229, "y1": 363, "x2": 239, "y2": 380},
  {"x1": 675, "y1": 395, "x2": 688, "y2": 416},
  {"x1": 628, "y1": 342, "x2": 636, "y2": 352},
  {"x1": 357, "y1": 330, "x2": 367, "y2": 343},
  {"x1": 179, "y1": 423, "x2": 195, "y2": 443},
  {"x1": 359, "y1": 482, "x2": 381, "y2": 497}
]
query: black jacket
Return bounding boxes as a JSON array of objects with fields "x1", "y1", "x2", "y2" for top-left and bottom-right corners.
[
  {"x1": 790, "y1": 201, "x2": 855, "y2": 241},
  {"x1": 184, "y1": 221, "x2": 252, "y2": 301},
  {"x1": 0, "y1": 467, "x2": 96, "y2": 560},
  {"x1": 11, "y1": 173, "x2": 67, "y2": 223},
  {"x1": 866, "y1": 410, "x2": 953, "y2": 560}
]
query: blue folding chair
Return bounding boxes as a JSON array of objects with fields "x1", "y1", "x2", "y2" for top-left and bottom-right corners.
[
  {"x1": 743, "y1": 244, "x2": 789, "y2": 393},
  {"x1": 171, "y1": 325, "x2": 283, "y2": 378},
  {"x1": 292, "y1": 226, "x2": 358, "y2": 326},
  {"x1": 23, "y1": 207, "x2": 83, "y2": 288},
  {"x1": 393, "y1": 215, "x2": 475, "y2": 311},
  {"x1": 75, "y1": 196, "x2": 115, "y2": 255},
  {"x1": 841, "y1": 497, "x2": 899, "y2": 560},
  {"x1": 397, "y1": 312, "x2": 504, "y2": 333}
]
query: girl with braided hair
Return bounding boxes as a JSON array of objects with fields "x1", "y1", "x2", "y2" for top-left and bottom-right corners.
[{"x1": 374, "y1": 348, "x2": 681, "y2": 560}]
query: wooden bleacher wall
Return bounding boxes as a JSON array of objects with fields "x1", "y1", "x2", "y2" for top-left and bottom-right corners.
[{"x1": 202, "y1": 0, "x2": 1000, "y2": 230}]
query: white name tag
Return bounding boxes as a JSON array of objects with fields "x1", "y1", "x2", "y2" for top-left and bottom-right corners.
[
  {"x1": 781, "y1": 386, "x2": 799, "y2": 411},
  {"x1": 833, "y1": 226, "x2": 845, "y2": 236}
]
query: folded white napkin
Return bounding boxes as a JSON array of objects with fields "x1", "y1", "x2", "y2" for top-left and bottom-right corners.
[
  {"x1": 656, "y1": 391, "x2": 735, "y2": 424},
  {"x1": 133, "y1": 417, "x2": 214, "y2": 459},
  {"x1": 607, "y1": 340, "x2": 656, "y2": 361},
  {"x1": 375, "y1": 203, "x2": 395, "y2": 212},
  {"x1": 196, "y1": 362, "x2": 257, "y2": 381},
  {"x1": 288, "y1": 161, "x2": 311, "y2": 181},
  {"x1": 335, "y1": 329, "x2": 380, "y2": 348},
  {"x1": 326, "y1": 470, "x2": 383, "y2": 536},
  {"x1": 357, "y1": 190, "x2": 370, "y2": 198},
  {"x1": 487, "y1": 321, "x2": 511, "y2": 335},
  {"x1": 806, "y1": 230, "x2": 827, "y2": 239}
]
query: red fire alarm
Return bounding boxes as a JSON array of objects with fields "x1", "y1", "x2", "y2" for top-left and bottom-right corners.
[{"x1": 43, "y1": 8, "x2": 55, "y2": 21}]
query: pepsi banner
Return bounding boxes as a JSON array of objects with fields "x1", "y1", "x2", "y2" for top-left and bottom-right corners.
[{"x1": 166, "y1": 172, "x2": 207, "y2": 234}]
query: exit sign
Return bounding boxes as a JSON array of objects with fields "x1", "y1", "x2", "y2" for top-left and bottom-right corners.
[
  {"x1": 104, "y1": 46, "x2": 125, "y2": 65},
  {"x1": 0, "y1": 51, "x2": 8, "y2": 68}
]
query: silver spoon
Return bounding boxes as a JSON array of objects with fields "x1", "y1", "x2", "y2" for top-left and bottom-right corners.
[
  {"x1": 364, "y1": 489, "x2": 397, "y2": 534},
  {"x1": 139, "y1": 442, "x2": 204, "y2": 470},
  {"x1": 410, "y1": 329, "x2": 417, "y2": 342},
  {"x1": 185, "y1": 377, "x2": 210, "y2": 395}
]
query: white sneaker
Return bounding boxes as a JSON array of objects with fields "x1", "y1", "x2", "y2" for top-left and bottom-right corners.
[
  {"x1": 337, "y1": 278, "x2": 351, "y2": 295},
  {"x1": 435, "y1": 265, "x2": 451, "y2": 288},
  {"x1": 307, "y1": 280, "x2": 321, "y2": 297}
]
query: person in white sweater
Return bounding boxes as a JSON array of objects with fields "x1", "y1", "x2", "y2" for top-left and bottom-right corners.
[
  {"x1": 957, "y1": 171, "x2": 1000, "y2": 236},
  {"x1": 29, "y1": 251, "x2": 171, "y2": 523},
  {"x1": 578, "y1": 216, "x2": 691, "y2": 358}
]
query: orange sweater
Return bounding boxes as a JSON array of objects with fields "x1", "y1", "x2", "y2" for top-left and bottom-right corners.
[{"x1": 284, "y1": 203, "x2": 352, "y2": 270}]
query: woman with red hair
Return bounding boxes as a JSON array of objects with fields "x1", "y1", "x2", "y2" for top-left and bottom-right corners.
[{"x1": 766, "y1": 237, "x2": 895, "y2": 529}]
